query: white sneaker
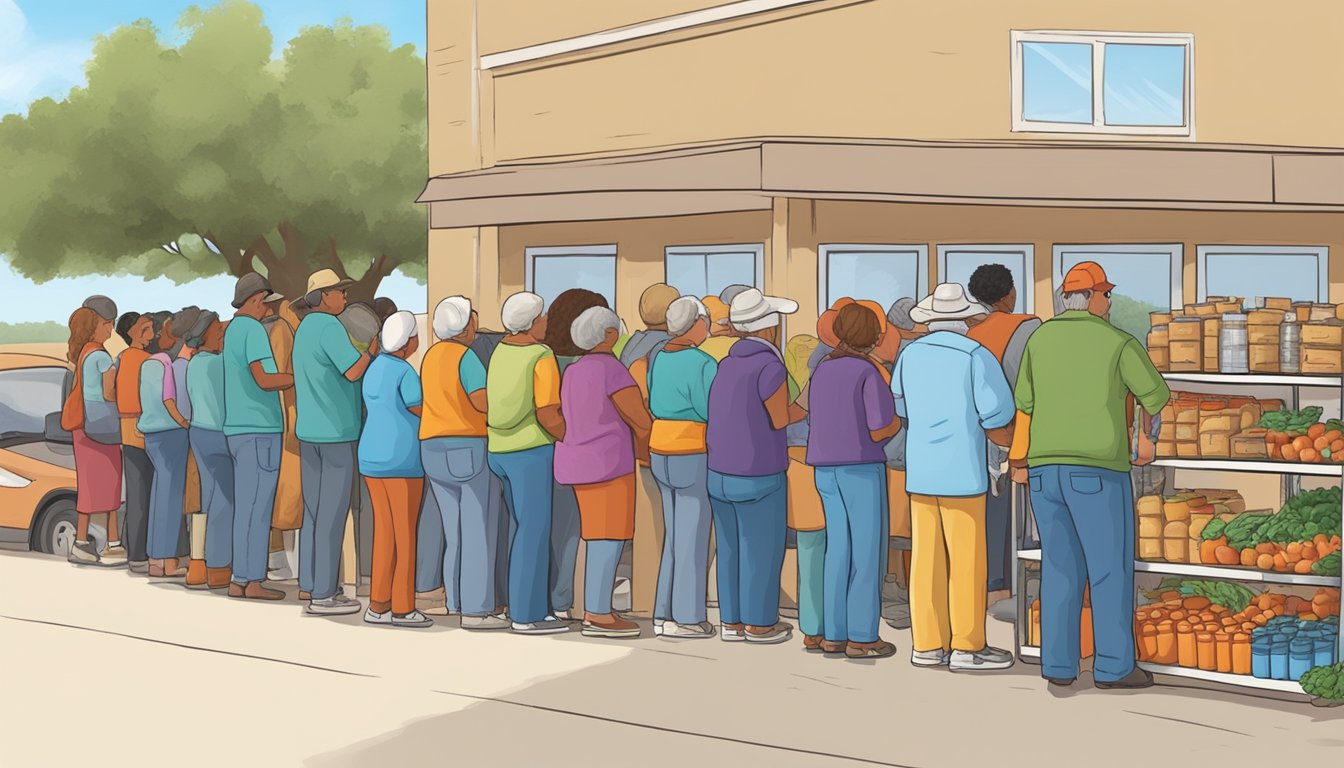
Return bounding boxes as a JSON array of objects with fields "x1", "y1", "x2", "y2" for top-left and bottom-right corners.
[
  {"x1": 308, "y1": 597, "x2": 362, "y2": 616},
  {"x1": 653, "y1": 619, "x2": 666, "y2": 637},
  {"x1": 461, "y1": 614, "x2": 511, "y2": 631},
  {"x1": 551, "y1": 610, "x2": 575, "y2": 622},
  {"x1": 393, "y1": 610, "x2": 434, "y2": 628},
  {"x1": 68, "y1": 540, "x2": 100, "y2": 566},
  {"x1": 912, "y1": 648, "x2": 950, "y2": 668},
  {"x1": 950, "y1": 646, "x2": 1015, "y2": 673},
  {"x1": 99, "y1": 544, "x2": 128, "y2": 567},
  {"x1": 364, "y1": 608, "x2": 393, "y2": 625},
  {"x1": 662, "y1": 621, "x2": 715, "y2": 639},
  {"x1": 721, "y1": 625, "x2": 746, "y2": 642},
  {"x1": 512, "y1": 618, "x2": 570, "y2": 635}
]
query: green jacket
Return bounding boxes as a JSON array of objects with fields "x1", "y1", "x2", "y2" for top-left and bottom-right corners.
[{"x1": 1015, "y1": 311, "x2": 1170, "y2": 473}]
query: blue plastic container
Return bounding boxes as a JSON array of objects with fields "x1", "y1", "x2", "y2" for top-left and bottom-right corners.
[
  {"x1": 1270, "y1": 637, "x2": 1291, "y2": 680},
  {"x1": 1314, "y1": 634, "x2": 1336, "y2": 668},
  {"x1": 1251, "y1": 634, "x2": 1271, "y2": 678},
  {"x1": 1290, "y1": 637, "x2": 1315, "y2": 681}
]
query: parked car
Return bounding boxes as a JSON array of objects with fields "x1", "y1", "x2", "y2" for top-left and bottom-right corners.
[{"x1": 0, "y1": 351, "x2": 108, "y2": 556}]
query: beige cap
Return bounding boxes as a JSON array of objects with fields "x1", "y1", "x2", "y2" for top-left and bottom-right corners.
[
  {"x1": 638, "y1": 283, "x2": 680, "y2": 326},
  {"x1": 305, "y1": 268, "x2": 354, "y2": 295}
]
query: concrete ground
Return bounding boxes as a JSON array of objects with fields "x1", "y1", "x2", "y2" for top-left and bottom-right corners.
[{"x1": 2, "y1": 550, "x2": 1342, "y2": 767}]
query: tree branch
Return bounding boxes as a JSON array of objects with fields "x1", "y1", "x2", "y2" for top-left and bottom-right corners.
[
  {"x1": 248, "y1": 233, "x2": 279, "y2": 277},
  {"x1": 315, "y1": 236, "x2": 345, "y2": 276}
]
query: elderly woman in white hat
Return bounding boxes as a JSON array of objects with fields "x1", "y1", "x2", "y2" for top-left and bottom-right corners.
[
  {"x1": 487, "y1": 292, "x2": 569, "y2": 635},
  {"x1": 357, "y1": 311, "x2": 432, "y2": 628},
  {"x1": 418, "y1": 296, "x2": 509, "y2": 631},
  {"x1": 890, "y1": 283, "x2": 1016, "y2": 673},
  {"x1": 705, "y1": 288, "x2": 806, "y2": 645}
]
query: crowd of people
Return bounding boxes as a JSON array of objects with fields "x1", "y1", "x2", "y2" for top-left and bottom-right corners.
[{"x1": 58, "y1": 259, "x2": 1168, "y2": 685}]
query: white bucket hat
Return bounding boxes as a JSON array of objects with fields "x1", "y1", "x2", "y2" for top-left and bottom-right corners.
[
  {"x1": 909, "y1": 283, "x2": 988, "y2": 324},
  {"x1": 729, "y1": 288, "x2": 798, "y2": 332}
]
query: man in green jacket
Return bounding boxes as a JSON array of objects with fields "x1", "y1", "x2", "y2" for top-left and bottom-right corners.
[{"x1": 1015, "y1": 262, "x2": 1170, "y2": 690}]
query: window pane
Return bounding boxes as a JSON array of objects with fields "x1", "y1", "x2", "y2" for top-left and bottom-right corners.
[
  {"x1": 1022, "y1": 42, "x2": 1093, "y2": 124},
  {"x1": 531, "y1": 255, "x2": 617, "y2": 310},
  {"x1": 942, "y1": 251, "x2": 1029, "y2": 314},
  {"x1": 1103, "y1": 43, "x2": 1184, "y2": 127},
  {"x1": 704, "y1": 252, "x2": 757, "y2": 297},
  {"x1": 826, "y1": 250, "x2": 921, "y2": 311},
  {"x1": 1057, "y1": 250, "x2": 1174, "y2": 345},
  {"x1": 665, "y1": 253, "x2": 708, "y2": 298},
  {"x1": 1204, "y1": 252, "x2": 1323, "y2": 304}
]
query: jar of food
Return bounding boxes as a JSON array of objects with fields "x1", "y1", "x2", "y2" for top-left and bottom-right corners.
[
  {"x1": 1314, "y1": 633, "x2": 1336, "y2": 668},
  {"x1": 1251, "y1": 633, "x2": 1271, "y2": 677},
  {"x1": 1280, "y1": 318, "x2": 1301, "y2": 374},
  {"x1": 1176, "y1": 622, "x2": 1197, "y2": 667},
  {"x1": 1214, "y1": 633, "x2": 1233, "y2": 673},
  {"x1": 1232, "y1": 633, "x2": 1252, "y2": 675},
  {"x1": 1196, "y1": 631, "x2": 1216, "y2": 671},
  {"x1": 1270, "y1": 636, "x2": 1290, "y2": 680},
  {"x1": 1140, "y1": 624, "x2": 1158, "y2": 661},
  {"x1": 1290, "y1": 637, "x2": 1315, "y2": 681},
  {"x1": 1155, "y1": 621, "x2": 1177, "y2": 664}
]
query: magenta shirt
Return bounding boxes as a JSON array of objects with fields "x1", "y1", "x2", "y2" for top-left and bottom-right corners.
[
  {"x1": 805, "y1": 355, "x2": 894, "y2": 467},
  {"x1": 554, "y1": 354, "x2": 639, "y2": 486}
]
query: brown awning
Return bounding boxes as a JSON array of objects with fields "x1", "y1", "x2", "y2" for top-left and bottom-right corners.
[{"x1": 418, "y1": 137, "x2": 1344, "y2": 227}]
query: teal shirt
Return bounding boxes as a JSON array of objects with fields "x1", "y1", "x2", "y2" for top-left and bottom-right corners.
[
  {"x1": 223, "y1": 316, "x2": 283, "y2": 436},
  {"x1": 81, "y1": 349, "x2": 112, "y2": 402},
  {"x1": 648, "y1": 347, "x2": 717, "y2": 423},
  {"x1": 137, "y1": 357, "x2": 180, "y2": 434},
  {"x1": 292, "y1": 312, "x2": 364, "y2": 444},
  {"x1": 186, "y1": 351, "x2": 226, "y2": 432}
]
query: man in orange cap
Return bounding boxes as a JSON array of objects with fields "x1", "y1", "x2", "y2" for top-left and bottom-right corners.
[{"x1": 1013, "y1": 261, "x2": 1169, "y2": 690}]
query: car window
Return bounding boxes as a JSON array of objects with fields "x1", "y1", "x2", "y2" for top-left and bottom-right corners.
[{"x1": 0, "y1": 367, "x2": 67, "y2": 437}]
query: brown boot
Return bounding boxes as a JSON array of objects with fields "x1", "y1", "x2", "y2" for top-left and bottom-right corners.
[
  {"x1": 228, "y1": 582, "x2": 246, "y2": 598},
  {"x1": 207, "y1": 567, "x2": 232, "y2": 590},
  {"x1": 148, "y1": 558, "x2": 186, "y2": 579},
  {"x1": 243, "y1": 582, "x2": 285, "y2": 601},
  {"x1": 299, "y1": 591, "x2": 312, "y2": 601},
  {"x1": 185, "y1": 559, "x2": 208, "y2": 589},
  {"x1": 846, "y1": 640, "x2": 897, "y2": 659}
]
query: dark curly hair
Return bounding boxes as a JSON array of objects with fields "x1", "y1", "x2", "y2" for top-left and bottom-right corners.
[
  {"x1": 115, "y1": 312, "x2": 143, "y2": 346},
  {"x1": 547, "y1": 288, "x2": 609, "y2": 357},
  {"x1": 968, "y1": 263, "x2": 1015, "y2": 307}
]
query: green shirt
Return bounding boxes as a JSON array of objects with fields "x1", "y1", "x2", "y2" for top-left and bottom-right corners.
[
  {"x1": 186, "y1": 351, "x2": 226, "y2": 432},
  {"x1": 486, "y1": 342, "x2": 561, "y2": 454},
  {"x1": 223, "y1": 316, "x2": 283, "y2": 436},
  {"x1": 292, "y1": 312, "x2": 364, "y2": 444},
  {"x1": 1015, "y1": 311, "x2": 1170, "y2": 473}
]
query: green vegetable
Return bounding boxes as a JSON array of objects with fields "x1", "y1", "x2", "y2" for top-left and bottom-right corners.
[
  {"x1": 1201, "y1": 518, "x2": 1228, "y2": 541},
  {"x1": 1257, "y1": 406, "x2": 1324, "y2": 433},
  {"x1": 1216, "y1": 487, "x2": 1342, "y2": 550},
  {"x1": 1314, "y1": 552, "x2": 1342, "y2": 577},
  {"x1": 1147, "y1": 579, "x2": 1257, "y2": 612},
  {"x1": 1301, "y1": 663, "x2": 1344, "y2": 701}
]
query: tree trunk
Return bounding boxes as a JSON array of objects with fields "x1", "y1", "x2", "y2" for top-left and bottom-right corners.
[{"x1": 213, "y1": 224, "x2": 398, "y2": 306}]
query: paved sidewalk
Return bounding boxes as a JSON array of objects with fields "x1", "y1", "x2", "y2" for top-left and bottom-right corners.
[{"x1": 1, "y1": 551, "x2": 1342, "y2": 767}]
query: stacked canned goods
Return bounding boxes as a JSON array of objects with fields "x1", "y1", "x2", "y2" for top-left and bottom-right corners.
[{"x1": 1219, "y1": 312, "x2": 1249, "y2": 374}]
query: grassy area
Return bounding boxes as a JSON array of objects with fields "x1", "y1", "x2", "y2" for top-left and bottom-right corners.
[{"x1": 0, "y1": 321, "x2": 68, "y2": 344}]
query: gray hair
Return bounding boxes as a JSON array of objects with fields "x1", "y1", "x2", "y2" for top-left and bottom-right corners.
[
  {"x1": 571, "y1": 306, "x2": 620, "y2": 352},
  {"x1": 1061, "y1": 290, "x2": 1092, "y2": 312},
  {"x1": 666, "y1": 296, "x2": 708, "y2": 336},
  {"x1": 501, "y1": 292, "x2": 544, "y2": 333}
]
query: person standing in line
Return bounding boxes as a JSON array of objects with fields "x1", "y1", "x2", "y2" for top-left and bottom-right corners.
[
  {"x1": 292, "y1": 269, "x2": 377, "y2": 616},
  {"x1": 164, "y1": 307, "x2": 208, "y2": 587},
  {"x1": 706, "y1": 288, "x2": 805, "y2": 645},
  {"x1": 879, "y1": 298, "x2": 925, "y2": 631},
  {"x1": 115, "y1": 311, "x2": 155, "y2": 573},
  {"x1": 697, "y1": 296, "x2": 737, "y2": 363},
  {"x1": 487, "y1": 292, "x2": 569, "y2": 635},
  {"x1": 185, "y1": 311, "x2": 233, "y2": 590},
  {"x1": 1014, "y1": 262, "x2": 1170, "y2": 690},
  {"x1": 138, "y1": 316, "x2": 191, "y2": 580},
  {"x1": 557, "y1": 307, "x2": 653, "y2": 638},
  {"x1": 618, "y1": 283, "x2": 679, "y2": 368},
  {"x1": 420, "y1": 296, "x2": 508, "y2": 630},
  {"x1": 648, "y1": 298, "x2": 718, "y2": 639},
  {"x1": 266, "y1": 296, "x2": 307, "y2": 583},
  {"x1": 965, "y1": 264, "x2": 1042, "y2": 599},
  {"x1": 62, "y1": 306, "x2": 127, "y2": 566},
  {"x1": 893, "y1": 283, "x2": 1016, "y2": 672},
  {"x1": 223, "y1": 273, "x2": 292, "y2": 601},
  {"x1": 807, "y1": 304, "x2": 901, "y2": 658},
  {"x1": 358, "y1": 312, "x2": 432, "y2": 628}
]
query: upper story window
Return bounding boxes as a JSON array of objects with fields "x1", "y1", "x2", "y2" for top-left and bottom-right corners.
[{"x1": 1011, "y1": 30, "x2": 1194, "y2": 137}]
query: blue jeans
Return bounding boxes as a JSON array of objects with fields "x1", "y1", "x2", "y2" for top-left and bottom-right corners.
[
  {"x1": 550, "y1": 480, "x2": 581, "y2": 613},
  {"x1": 651, "y1": 453, "x2": 712, "y2": 625},
  {"x1": 416, "y1": 488, "x2": 444, "y2": 594},
  {"x1": 708, "y1": 470, "x2": 787, "y2": 628},
  {"x1": 815, "y1": 463, "x2": 888, "y2": 644},
  {"x1": 228, "y1": 433, "x2": 281, "y2": 584},
  {"x1": 423, "y1": 437, "x2": 503, "y2": 617},
  {"x1": 584, "y1": 539, "x2": 625, "y2": 615},
  {"x1": 145, "y1": 429, "x2": 189, "y2": 560},
  {"x1": 299, "y1": 441, "x2": 357, "y2": 600},
  {"x1": 796, "y1": 529, "x2": 826, "y2": 638},
  {"x1": 488, "y1": 445, "x2": 555, "y2": 625},
  {"x1": 1029, "y1": 465, "x2": 1135, "y2": 683},
  {"x1": 190, "y1": 428, "x2": 234, "y2": 570}
]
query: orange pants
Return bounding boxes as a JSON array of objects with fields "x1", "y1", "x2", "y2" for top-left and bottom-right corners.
[{"x1": 365, "y1": 477, "x2": 424, "y2": 615}]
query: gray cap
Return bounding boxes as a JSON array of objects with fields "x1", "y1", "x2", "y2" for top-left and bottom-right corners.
[
  {"x1": 718, "y1": 284, "x2": 753, "y2": 305},
  {"x1": 886, "y1": 297, "x2": 917, "y2": 331},
  {"x1": 83, "y1": 295, "x2": 117, "y2": 321},
  {"x1": 172, "y1": 306, "x2": 202, "y2": 336},
  {"x1": 232, "y1": 272, "x2": 282, "y2": 309},
  {"x1": 183, "y1": 310, "x2": 218, "y2": 347}
]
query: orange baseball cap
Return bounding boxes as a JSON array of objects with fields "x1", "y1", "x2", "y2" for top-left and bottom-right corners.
[
  {"x1": 817, "y1": 297, "x2": 855, "y2": 347},
  {"x1": 1062, "y1": 261, "x2": 1115, "y2": 293},
  {"x1": 855, "y1": 299, "x2": 888, "y2": 337}
]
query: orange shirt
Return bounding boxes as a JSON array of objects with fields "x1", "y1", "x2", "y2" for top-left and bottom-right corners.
[
  {"x1": 116, "y1": 348, "x2": 150, "y2": 416},
  {"x1": 419, "y1": 341, "x2": 489, "y2": 439}
]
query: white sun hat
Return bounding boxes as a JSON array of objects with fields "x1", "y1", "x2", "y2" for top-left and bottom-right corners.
[
  {"x1": 909, "y1": 283, "x2": 989, "y2": 324},
  {"x1": 729, "y1": 288, "x2": 798, "y2": 332},
  {"x1": 380, "y1": 311, "x2": 418, "y2": 353}
]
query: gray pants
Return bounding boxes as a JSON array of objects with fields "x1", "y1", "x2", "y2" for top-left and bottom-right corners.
[
  {"x1": 299, "y1": 441, "x2": 357, "y2": 600},
  {"x1": 416, "y1": 488, "x2": 444, "y2": 594},
  {"x1": 651, "y1": 453, "x2": 712, "y2": 625},
  {"x1": 422, "y1": 437, "x2": 503, "y2": 617},
  {"x1": 121, "y1": 444, "x2": 153, "y2": 562},
  {"x1": 550, "y1": 480, "x2": 581, "y2": 613},
  {"x1": 985, "y1": 474, "x2": 1012, "y2": 592},
  {"x1": 229, "y1": 433, "x2": 281, "y2": 584}
]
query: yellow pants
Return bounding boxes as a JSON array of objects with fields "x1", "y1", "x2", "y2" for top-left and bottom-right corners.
[{"x1": 910, "y1": 494, "x2": 987, "y2": 653}]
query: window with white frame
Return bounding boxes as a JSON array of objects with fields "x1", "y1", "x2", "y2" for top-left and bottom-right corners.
[
  {"x1": 1012, "y1": 30, "x2": 1193, "y2": 136},
  {"x1": 937, "y1": 245, "x2": 1035, "y2": 314},
  {"x1": 1198, "y1": 246, "x2": 1328, "y2": 305},
  {"x1": 819, "y1": 244, "x2": 927, "y2": 313},
  {"x1": 1053, "y1": 244, "x2": 1182, "y2": 345},
  {"x1": 525, "y1": 245, "x2": 618, "y2": 310},
  {"x1": 664, "y1": 244, "x2": 763, "y2": 299}
]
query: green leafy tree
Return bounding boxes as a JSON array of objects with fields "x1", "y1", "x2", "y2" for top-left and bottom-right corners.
[
  {"x1": 1109, "y1": 292, "x2": 1162, "y2": 345},
  {"x1": 0, "y1": 0, "x2": 426, "y2": 304}
]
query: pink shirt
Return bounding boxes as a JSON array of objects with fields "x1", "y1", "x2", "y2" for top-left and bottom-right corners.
[{"x1": 554, "y1": 354, "x2": 638, "y2": 486}]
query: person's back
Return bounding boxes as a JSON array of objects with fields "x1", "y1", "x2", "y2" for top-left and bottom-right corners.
[
  {"x1": 420, "y1": 341, "x2": 487, "y2": 440},
  {"x1": 486, "y1": 341, "x2": 554, "y2": 454},
  {"x1": 292, "y1": 312, "x2": 363, "y2": 445},
  {"x1": 707, "y1": 338, "x2": 787, "y2": 478},
  {"x1": 359, "y1": 354, "x2": 422, "y2": 478},
  {"x1": 222, "y1": 316, "x2": 281, "y2": 436},
  {"x1": 648, "y1": 346, "x2": 716, "y2": 454}
]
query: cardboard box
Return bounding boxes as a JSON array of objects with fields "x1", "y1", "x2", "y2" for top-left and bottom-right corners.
[
  {"x1": 1203, "y1": 354, "x2": 1220, "y2": 374},
  {"x1": 1248, "y1": 324, "x2": 1281, "y2": 345},
  {"x1": 1139, "y1": 516, "x2": 1163, "y2": 538},
  {"x1": 1191, "y1": 303, "x2": 1218, "y2": 317},
  {"x1": 1151, "y1": 312, "x2": 1174, "y2": 326},
  {"x1": 1302, "y1": 345, "x2": 1344, "y2": 374},
  {"x1": 1311, "y1": 304, "x2": 1337, "y2": 322},
  {"x1": 1148, "y1": 325, "x2": 1169, "y2": 346},
  {"x1": 1249, "y1": 309, "x2": 1287, "y2": 325},
  {"x1": 1169, "y1": 340, "x2": 1202, "y2": 371},
  {"x1": 1199, "y1": 430, "x2": 1234, "y2": 457},
  {"x1": 1176, "y1": 441, "x2": 1200, "y2": 458},
  {"x1": 1175, "y1": 422, "x2": 1199, "y2": 442},
  {"x1": 1159, "y1": 423, "x2": 1176, "y2": 442},
  {"x1": 1264, "y1": 297, "x2": 1293, "y2": 311},
  {"x1": 1148, "y1": 345, "x2": 1169, "y2": 371},
  {"x1": 1157, "y1": 440, "x2": 1177, "y2": 457},
  {"x1": 1232, "y1": 430, "x2": 1269, "y2": 459},
  {"x1": 1249, "y1": 343, "x2": 1280, "y2": 372},
  {"x1": 1203, "y1": 317, "x2": 1221, "y2": 337},
  {"x1": 1139, "y1": 538, "x2": 1163, "y2": 560},
  {"x1": 1301, "y1": 322, "x2": 1343, "y2": 347},
  {"x1": 1215, "y1": 302, "x2": 1242, "y2": 314},
  {"x1": 1169, "y1": 319, "x2": 1203, "y2": 341},
  {"x1": 1200, "y1": 412, "x2": 1238, "y2": 434}
]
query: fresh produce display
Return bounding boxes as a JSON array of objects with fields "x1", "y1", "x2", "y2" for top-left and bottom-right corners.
[
  {"x1": 1196, "y1": 487, "x2": 1344, "y2": 572},
  {"x1": 1257, "y1": 406, "x2": 1324, "y2": 436},
  {"x1": 1314, "y1": 551, "x2": 1342, "y2": 577},
  {"x1": 1250, "y1": 615, "x2": 1339, "y2": 681},
  {"x1": 1146, "y1": 578, "x2": 1256, "y2": 612},
  {"x1": 1136, "y1": 490, "x2": 1247, "y2": 565},
  {"x1": 1301, "y1": 662, "x2": 1344, "y2": 702},
  {"x1": 1263, "y1": 417, "x2": 1344, "y2": 463}
]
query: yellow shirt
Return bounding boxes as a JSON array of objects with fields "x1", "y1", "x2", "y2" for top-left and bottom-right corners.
[{"x1": 699, "y1": 336, "x2": 737, "y2": 362}]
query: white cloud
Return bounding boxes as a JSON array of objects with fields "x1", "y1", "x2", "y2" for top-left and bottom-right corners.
[{"x1": 0, "y1": 0, "x2": 92, "y2": 116}]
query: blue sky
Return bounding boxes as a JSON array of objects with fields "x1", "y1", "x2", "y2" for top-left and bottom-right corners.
[{"x1": 0, "y1": 0, "x2": 427, "y2": 322}]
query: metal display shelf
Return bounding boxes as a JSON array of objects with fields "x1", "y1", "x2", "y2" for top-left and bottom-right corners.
[
  {"x1": 1137, "y1": 663, "x2": 1307, "y2": 694},
  {"x1": 1134, "y1": 560, "x2": 1342, "y2": 588},
  {"x1": 1151, "y1": 458, "x2": 1344, "y2": 477},
  {"x1": 1160, "y1": 372, "x2": 1341, "y2": 388}
]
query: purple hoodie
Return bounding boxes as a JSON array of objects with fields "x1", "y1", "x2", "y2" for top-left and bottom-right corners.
[{"x1": 707, "y1": 338, "x2": 788, "y2": 477}]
